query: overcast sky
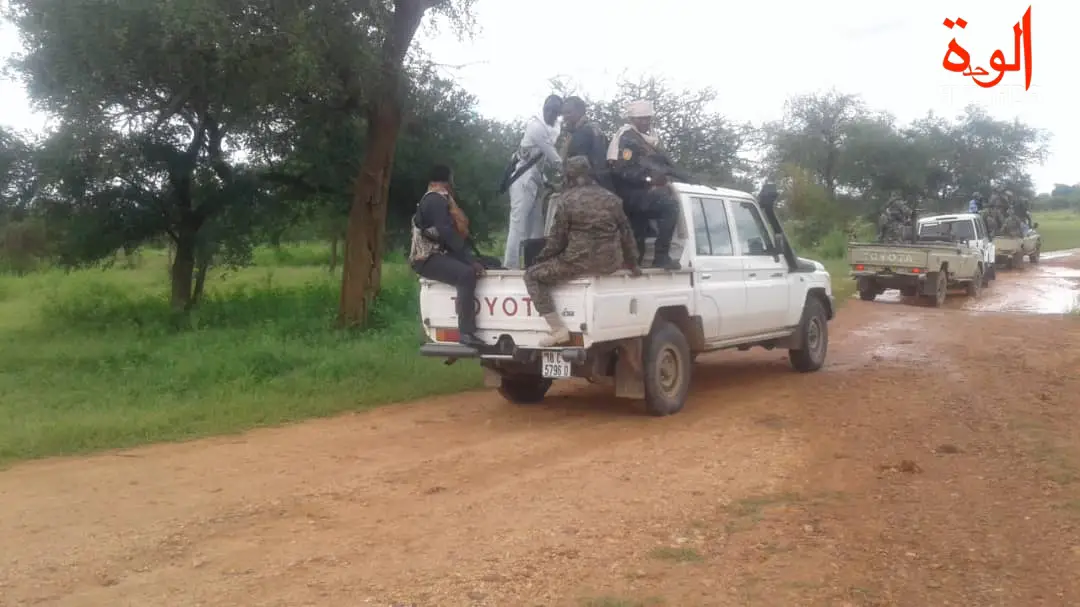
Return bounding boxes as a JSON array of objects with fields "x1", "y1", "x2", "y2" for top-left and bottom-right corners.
[{"x1": 2, "y1": 0, "x2": 1076, "y2": 192}]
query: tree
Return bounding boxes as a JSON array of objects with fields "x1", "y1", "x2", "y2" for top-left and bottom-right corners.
[
  {"x1": 570, "y1": 76, "x2": 751, "y2": 189},
  {"x1": 7, "y1": 0, "x2": 299, "y2": 309},
  {"x1": 337, "y1": 0, "x2": 477, "y2": 327},
  {"x1": 0, "y1": 126, "x2": 37, "y2": 217},
  {"x1": 763, "y1": 90, "x2": 867, "y2": 199}
]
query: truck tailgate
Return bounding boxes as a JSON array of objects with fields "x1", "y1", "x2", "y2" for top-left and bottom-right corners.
[
  {"x1": 848, "y1": 245, "x2": 931, "y2": 269},
  {"x1": 419, "y1": 271, "x2": 589, "y2": 347}
]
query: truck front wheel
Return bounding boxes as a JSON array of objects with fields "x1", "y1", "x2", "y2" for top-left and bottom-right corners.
[
  {"x1": 966, "y1": 266, "x2": 984, "y2": 297},
  {"x1": 498, "y1": 375, "x2": 553, "y2": 405},
  {"x1": 643, "y1": 320, "x2": 692, "y2": 417},
  {"x1": 788, "y1": 297, "x2": 828, "y2": 372}
]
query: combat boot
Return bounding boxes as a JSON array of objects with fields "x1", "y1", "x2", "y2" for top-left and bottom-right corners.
[
  {"x1": 538, "y1": 312, "x2": 571, "y2": 347},
  {"x1": 652, "y1": 255, "x2": 681, "y2": 271}
]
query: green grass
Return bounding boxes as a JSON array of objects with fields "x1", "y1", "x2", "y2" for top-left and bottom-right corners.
[
  {"x1": 0, "y1": 244, "x2": 481, "y2": 465},
  {"x1": 1033, "y1": 210, "x2": 1080, "y2": 252}
]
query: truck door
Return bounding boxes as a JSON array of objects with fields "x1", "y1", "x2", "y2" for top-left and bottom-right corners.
[
  {"x1": 731, "y1": 200, "x2": 791, "y2": 333},
  {"x1": 689, "y1": 197, "x2": 747, "y2": 341}
]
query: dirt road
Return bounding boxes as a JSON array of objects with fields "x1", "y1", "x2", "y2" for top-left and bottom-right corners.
[{"x1": 3, "y1": 254, "x2": 1080, "y2": 607}]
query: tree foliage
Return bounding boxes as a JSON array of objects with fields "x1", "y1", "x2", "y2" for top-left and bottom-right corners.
[{"x1": 0, "y1": 0, "x2": 1064, "y2": 324}]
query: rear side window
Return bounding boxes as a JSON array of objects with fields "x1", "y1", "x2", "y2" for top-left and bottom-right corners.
[
  {"x1": 974, "y1": 217, "x2": 987, "y2": 239},
  {"x1": 691, "y1": 197, "x2": 734, "y2": 256},
  {"x1": 921, "y1": 220, "x2": 976, "y2": 240}
]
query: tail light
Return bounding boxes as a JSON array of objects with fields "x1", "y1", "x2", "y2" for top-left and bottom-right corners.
[{"x1": 433, "y1": 328, "x2": 460, "y2": 342}]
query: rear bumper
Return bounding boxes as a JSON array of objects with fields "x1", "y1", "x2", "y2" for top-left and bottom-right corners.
[
  {"x1": 419, "y1": 343, "x2": 480, "y2": 358},
  {"x1": 419, "y1": 342, "x2": 587, "y2": 363}
]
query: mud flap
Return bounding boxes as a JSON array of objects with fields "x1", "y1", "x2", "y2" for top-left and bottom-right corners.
[
  {"x1": 614, "y1": 338, "x2": 645, "y2": 400},
  {"x1": 482, "y1": 367, "x2": 502, "y2": 388},
  {"x1": 921, "y1": 272, "x2": 942, "y2": 296}
]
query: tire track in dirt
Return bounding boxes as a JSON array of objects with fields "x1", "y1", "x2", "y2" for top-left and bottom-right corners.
[{"x1": 2, "y1": 257, "x2": 1080, "y2": 606}]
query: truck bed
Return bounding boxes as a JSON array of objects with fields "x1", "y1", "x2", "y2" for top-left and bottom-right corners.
[
  {"x1": 419, "y1": 269, "x2": 694, "y2": 348},
  {"x1": 847, "y1": 242, "x2": 963, "y2": 270}
]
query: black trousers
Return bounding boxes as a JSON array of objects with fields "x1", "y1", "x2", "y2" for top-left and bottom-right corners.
[
  {"x1": 412, "y1": 254, "x2": 477, "y2": 334},
  {"x1": 623, "y1": 187, "x2": 679, "y2": 262}
]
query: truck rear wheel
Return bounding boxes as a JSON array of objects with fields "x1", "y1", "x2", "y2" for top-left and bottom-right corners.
[
  {"x1": 932, "y1": 272, "x2": 947, "y2": 307},
  {"x1": 788, "y1": 297, "x2": 828, "y2": 372},
  {"x1": 642, "y1": 320, "x2": 692, "y2": 417},
  {"x1": 1030, "y1": 248, "x2": 1040, "y2": 264},
  {"x1": 498, "y1": 375, "x2": 552, "y2": 405},
  {"x1": 856, "y1": 278, "x2": 877, "y2": 301}
]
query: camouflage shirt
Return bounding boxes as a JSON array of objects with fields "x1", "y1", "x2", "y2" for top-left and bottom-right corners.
[{"x1": 534, "y1": 183, "x2": 640, "y2": 273}]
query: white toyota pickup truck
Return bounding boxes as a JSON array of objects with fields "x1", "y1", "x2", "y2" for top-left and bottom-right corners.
[{"x1": 418, "y1": 183, "x2": 836, "y2": 416}]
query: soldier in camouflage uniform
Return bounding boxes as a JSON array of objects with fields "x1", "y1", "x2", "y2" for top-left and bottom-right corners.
[
  {"x1": 877, "y1": 196, "x2": 910, "y2": 242},
  {"x1": 524, "y1": 156, "x2": 642, "y2": 346},
  {"x1": 1003, "y1": 207, "x2": 1023, "y2": 237}
]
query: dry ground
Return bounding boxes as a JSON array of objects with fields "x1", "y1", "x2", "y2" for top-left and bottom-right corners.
[{"x1": 3, "y1": 253, "x2": 1080, "y2": 606}]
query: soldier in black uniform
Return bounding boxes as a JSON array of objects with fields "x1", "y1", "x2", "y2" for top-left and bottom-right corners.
[
  {"x1": 560, "y1": 96, "x2": 614, "y2": 192},
  {"x1": 607, "y1": 99, "x2": 685, "y2": 271}
]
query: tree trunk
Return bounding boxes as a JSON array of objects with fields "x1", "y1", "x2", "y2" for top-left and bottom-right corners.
[
  {"x1": 336, "y1": 0, "x2": 430, "y2": 327},
  {"x1": 338, "y1": 100, "x2": 403, "y2": 326},
  {"x1": 191, "y1": 249, "x2": 213, "y2": 307},
  {"x1": 170, "y1": 229, "x2": 196, "y2": 312}
]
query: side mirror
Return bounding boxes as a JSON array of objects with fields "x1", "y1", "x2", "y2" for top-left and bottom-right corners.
[
  {"x1": 747, "y1": 237, "x2": 766, "y2": 255},
  {"x1": 758, "y1": 182, "x2": 778, "y2": 207}
]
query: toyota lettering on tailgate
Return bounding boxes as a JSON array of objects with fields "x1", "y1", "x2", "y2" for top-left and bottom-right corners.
[
  {"x1": 865, "y1": 251, "x2": 915, "y2": 264},
  {"x1": 451, "y1": 295, "x2": 537, "y2": 317}
]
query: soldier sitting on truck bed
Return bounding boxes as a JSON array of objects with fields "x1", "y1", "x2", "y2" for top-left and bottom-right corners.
[
  {"x1": 524, "y1": 156, "x2": 642, "y2": 347},
  {"x1": 1002, "y1": 207, "x2": 1024, "y2": 237},
  {"x1": 877, "y1": 196, "x2": 910, "y2": 242}
]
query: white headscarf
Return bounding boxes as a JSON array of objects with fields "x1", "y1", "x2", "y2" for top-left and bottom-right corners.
[{"x1": 607, "y1": 99, "x2": 662, "y2": 161}]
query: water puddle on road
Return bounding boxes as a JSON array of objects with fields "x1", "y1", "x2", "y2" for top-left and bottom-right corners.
[{"x1": 964, "y1": 264, "x2": 1080, "y2": 315}]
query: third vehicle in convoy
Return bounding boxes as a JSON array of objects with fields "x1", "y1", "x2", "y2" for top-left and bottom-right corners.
[
  {"x1": 993, "y1": 223, "x2": 1041, "y2": 268},
  {"x1": 847, "y1": 212, "x2": 994, "y2": 307}
]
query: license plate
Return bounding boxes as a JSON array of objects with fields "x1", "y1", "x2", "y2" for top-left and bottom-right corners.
[{"x1": 541, "y1": 351, "x2": 571, "y2": 378}]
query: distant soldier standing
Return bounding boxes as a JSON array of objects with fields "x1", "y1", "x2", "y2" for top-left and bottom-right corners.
[{"x1": 524, "y1": 156, "x2": 641, "y2": 346}]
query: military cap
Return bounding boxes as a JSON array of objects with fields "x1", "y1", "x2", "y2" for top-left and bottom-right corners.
[{"x1": 565, "y1": 155, "x2": 592, "y2": 179}]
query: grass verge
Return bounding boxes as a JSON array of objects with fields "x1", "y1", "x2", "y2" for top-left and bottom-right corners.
[
  {"x1": 1034, "y1": 210, "x2": 1080, "y2": 252},
  {"x1": 0, "y1": 246, "x2": 480, "y2": 465}
]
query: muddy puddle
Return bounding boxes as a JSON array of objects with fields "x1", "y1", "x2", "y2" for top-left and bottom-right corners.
[{"x1": 964, "y1": 263, "x2": 1080, "y2": 315}]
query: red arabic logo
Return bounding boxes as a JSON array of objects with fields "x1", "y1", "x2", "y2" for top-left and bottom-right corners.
[{"x1": 942, "y1": 6, "x2": 1032, "y2": 89}]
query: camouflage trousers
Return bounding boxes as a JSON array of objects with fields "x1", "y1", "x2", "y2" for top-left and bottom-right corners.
[{"x1": 524, "y1": 259, "x2": 579, "y2": 316}]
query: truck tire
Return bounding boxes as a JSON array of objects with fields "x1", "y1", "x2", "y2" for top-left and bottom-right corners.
[
  {"x1": 932, "y1": 271, "x2": 947, "y2": 307},
  {"x1": 1030, "y1": 247, "x2": 1040, "y2": 264},
  {"x1": 856, "y1": 278, "x2": 877, "y2": 301},
  {"x1": 966, "y1": 266, "x2": 983, "y2": 297},
  {"x1": 642, "y1": 320, "x2": 692, "y2": 417},
  {"x1": 788, "y1": 297, "x2": 828, "y2": 373},
  {"x1": 498, "y1": 375, "x2": 552, "y2": 405}
]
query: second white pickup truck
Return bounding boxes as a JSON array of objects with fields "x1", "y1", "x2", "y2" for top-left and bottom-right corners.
[{"x1": 418, "y1": 184, "x2": 836, "y2": 416}]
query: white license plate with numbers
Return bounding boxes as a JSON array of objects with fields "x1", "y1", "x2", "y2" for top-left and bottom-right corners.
[{"x1": 541, "y1": 351, "x2": 571, "y2": 378}]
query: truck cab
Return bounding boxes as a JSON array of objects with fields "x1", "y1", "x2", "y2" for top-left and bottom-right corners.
[
  {"x1": 917, "y1": 213, "x2": 996, "y2": 278},
  {"x1": 418, "y1": 183, "x2": 835, "y2": 417}
]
